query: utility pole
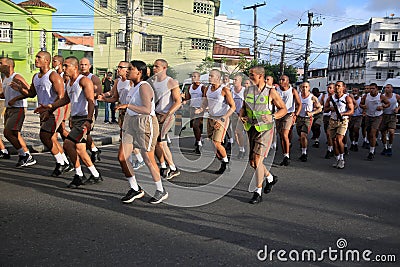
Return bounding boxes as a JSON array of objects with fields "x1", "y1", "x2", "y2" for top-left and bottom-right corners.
[
  {"x1": 277, "y1": 34, "x2": 291, "y2": 76},
  {"x1": 124, "y1": 0, "x2": 133, "y2": 61},
  {"x1": 298, "y1": 11, "x2": 322, "y2": 82},
  {"x1": 243, "y1": 2, "x2": 266, "y2": 61}
]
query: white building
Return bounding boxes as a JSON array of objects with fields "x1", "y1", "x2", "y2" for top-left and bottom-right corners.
[
  {"x1": 214, "y1": 14, "x2": 240, "y2": 48},
  {"x1": 328, "y1": 16, "x2": 400, "y2": 89}
]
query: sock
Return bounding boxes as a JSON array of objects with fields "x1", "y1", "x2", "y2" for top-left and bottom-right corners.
[
  {"x1": 135, "y1": 153, "x2": 143, "y2": 162},
  {"x1": 315, "y1": 138, "x2": 319, "y2": 142},
  {"x1": 198, "y1": 141, "x2": 202, "y2": 146},
  {"x1": 339, "y1": 153, "x2": 344, "y2": 160},
  {"x1": 284, "y1": 153, "x2": 289, "y2": 158},
  {"x1": 169, "y1": 164, "x2": 176, "y2": 171},
  {"x1": 1, "y1": 149, "x2": 8, "y2": 154},
  {"x1": 364, "y1": 137, "x2": 368, "y2": 142},
  {"x1": 155, "y1": 180, "x2": 164, "y2": 192},
  {"x1": 352, "y1": 141, "x2": 356, "y2": 145},
  {"x1": 366, "y1": 140, "x2": 370, "y2": 144},
  {"x1": 344, "y1": 144, "x2": 348, "y2": 148},
  {"x1": 384, "y1": 143, "x2": 388, "y2": 149},
  {"x1": 17, "y1": 148, "x2": 26, "y2": 156},
  {"x1": 54, "y1": 153, "x2": 64, "y2": 164},
  {"x1": 336, "y1": 155, "x2": 340, "y2": 160},
  {"x1": 127, "y1": 176, "x2": 139, "y2": 191},
  {"x1": 355, "y1": 142, "x2": 358, "y2": 145},
  {"x1": 75, "y1": 166, "x2": 83, "y2": 176},
  {"x1": 255, "y1": 187, "x2": 262, "y2": 195},
  {"x1": 88, "y1": 165, "x2": 99, "y2": 177},
  {"x1": 61, "y1": 153, "x2": 69, "y2": 164},
  {"x1": 388, "y1": 144, "x2": 392, "y2": 149},
  {"x1": 370, "y1": 147, "x2": 375, "y2": 154},
  {"x1": 229, "y1": 138, "x2": 234, "y2": 143},
  {"x1": 266, "y1": 173, "x2": 274, "y2": 183},
  {"x1": 301, "y1": 148, "x2": 307, "y2": 154},
  {"x1": 328, "y1": 146, "x2": 333, "y2": 152},
  {"x1": 222, "y1": 156, "x2": 229, "y2": 163},
  {"x1": 239, "y1": 147, "x2": 245, "y2": 152},
  {"x1": 91, "y1": 146, "x2": 98, "y2": 152},
  {"x1": 160, "y1": 162, "x2": 167, "y2": 168}
]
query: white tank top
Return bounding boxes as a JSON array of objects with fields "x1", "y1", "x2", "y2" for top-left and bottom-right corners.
[
  {"x1": 188, "y1": 83, "x2": 204, "y2": 108},
  {"x1": 153, "y1": 76, "x2": 173, "y2": 113},
  {"x1": 299, "y1": 94, "x2": 314, "y2": 117},
  {"x1": 66, "y1": 75, "x2": 88, "y2": 116},
  {"x1": 231, "y1": 86, "x2": 244, "y2": 114},
  {"x1": 323, "y1": 94, "x2": 332, "y2": 116},
  {"x1": 365, "y1": 93, "x2": 383, "y2": 117},
  {"x1": 85, "y1": 73, "x2": 98, "y2": 106},
  {"x1": 277, "y1": 86, "x2": 296, "y2": 113},
  {"x1": 33, "y1": 69, "x2": 57, "y2": 106},
  {"x1": 330, "y1": 94, "x2": 349, "y2": 120},
  {"x1": 117, "y1": 78, "x2": 131, "y2": 105},
  {"x1": 3, "y1": 73, "x2": 27, "y2": 108},
  {"x1": 352, "y1": 97, "x2": 362, "y2": 117},
  {"x1": 127, "y1": 81, "x2": 155, "y2": 116},
  {"x1": 383, "y1": 93, "x2": 398, "y2": 115},
  {"x1": 206, "y1": 85, "x2": 229, "y2": 117}
]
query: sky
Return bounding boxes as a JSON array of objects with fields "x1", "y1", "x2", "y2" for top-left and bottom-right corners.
[{"x1": 40, "y1": 0, "x2": 400, "y2": 68}]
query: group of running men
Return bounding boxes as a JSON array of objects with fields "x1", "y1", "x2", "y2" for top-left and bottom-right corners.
[{"x1": 0, "y1": 52, "x2": 399, "y2": 205}]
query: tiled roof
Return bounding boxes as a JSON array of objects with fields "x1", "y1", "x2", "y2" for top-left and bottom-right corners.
[
  {"x1": 213, "y1": 43, "x2": 251, "y2": 57},
  {"x1": 18, "y1": 0, "x2": 55, "y2": 10},
  {"x1": 53, "y1": 33, "x2": 94, "y2": 47}
]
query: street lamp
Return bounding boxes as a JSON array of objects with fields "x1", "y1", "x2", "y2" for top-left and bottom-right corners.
[{"x1": 258, "y1": 19, "x2": 287, "y2": 58}]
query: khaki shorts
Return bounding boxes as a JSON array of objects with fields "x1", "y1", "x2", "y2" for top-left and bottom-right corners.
[
  {"x1": 67, "y1": 116, "x2": 93, "y2": 143},
  {"x1": 40, "y1": 107, "x2": 65, "y2": 133},
  {"x1": 4, "y1": 107, "x2": 26, "y2": 131},
  {"x1": 380, "y1": 114, "x2": 397, "y2": 131},
  {"x1": 349, "y1": 116, "x2": 362, "y2": 129},
  {"x1": 296, "y1": 116, "x2": 313, "y2": 135},
  {"x1": 328, "y1": 118, "x2": 349, "y2": 138},
  {"x1": 365, "y1": 116, "x2": 382, "y2": 131},
  {"x1": 156, "y1": 113, "x2": 175, "y2": 141},
  {"x1": 247, "y1": 126, "x2": 274, "y2": 159},
  {"x1": 276, "y1": 113, "x2": 294, "y2": 132},
  {"x1": 122, "y1": 115, "x2": 159, "y2": 152},
  {"x1": 207, "y1": 117, "x2": 229, "y2": 142}
]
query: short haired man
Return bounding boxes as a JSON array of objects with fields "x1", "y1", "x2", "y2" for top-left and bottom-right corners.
[{"x1": 380, "y1": 84, "x2": 400, "y2": 156}]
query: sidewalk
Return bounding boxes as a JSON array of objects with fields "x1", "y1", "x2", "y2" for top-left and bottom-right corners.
[{"x1": 0, "y1": 108, "x2": 121, "y2": 154}]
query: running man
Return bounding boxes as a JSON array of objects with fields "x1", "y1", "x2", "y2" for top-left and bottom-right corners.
[
  {"x1": 360, "y1": 83, "x2": 390, "y2": 160},
  {"x1": 380, "y1": 84, "x2": 400, "y2": 156},
  {"x1": 276, "y1": 75, "x2": 302, "y2": 166},
  {"x1": 241, "y1": 66, "x2": 287, "y2": 204},
  {"x1": 46, "y1": 56, "x2": 102, "y2": 187},
  {"x1": 348, "y1": 87, "x2": 363, "y2": 152},
  {"x1": 324, "y1": 81, "x2": 354, "y2": 169},
  {"x1": 196, "y1": 69, "x2": 235, "y2": 174},
  {"x1": 0, "y1": 57, "x2": 35, "y2": 166},
  {"x1": 152, "y1": 59, "x2": 182, "y2": 180},
  {"x1": 183, "y1": 71, "x2": 205, "y2": 155},
  {"x1": 323, "y1": 83, "x2": 335, "y2": 159},
  {"x1": 297, "y1": 82, "x2": 322, "y2": 162},
  {"x1": 79, "y1": 57, "x2": 102, "y2": 163}
]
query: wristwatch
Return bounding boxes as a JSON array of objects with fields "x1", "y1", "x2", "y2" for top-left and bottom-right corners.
[{"x1": 220, "y1": 117, "x2": 225, "y2": 122}]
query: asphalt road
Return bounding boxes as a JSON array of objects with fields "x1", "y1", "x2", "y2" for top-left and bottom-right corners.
[{"x1": 0, "y1": 132, "x2": 399, "y2": 266}]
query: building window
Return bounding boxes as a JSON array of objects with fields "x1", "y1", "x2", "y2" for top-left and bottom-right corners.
[
  {"x1": 143, "y1": 0, "x2": 163, "y2": 16},
  {"x1": 0, "y1": 21, "x2": 12, "y2": 43},
  {"x1": 361, "y1": 70, "x2": 364, "y2": 79},
  {"x1": 117, "y1": 0, "x2": 128, "y2": 13},
  {"x1": 328, "y1": 75, "x2": 331, "y2": 81},
  {"x1": 98, "y1": 31, "x2": 108, "y2": 44},
  {"x1": 99, "y1": 0, "x2": 107, "y2": 8},
  {"x1": 116, "y1": 31, "x2": 125, "y2": 48},
  {"x1": 141, "y1": 35, "x2": 162, "y2": 52},
  {"x1": 392, "y1": 32, "x2": 398, "y2": 42},
  {"x1": 389, "y1": 51, "x2": 396, "y2": 62},
  {"x1": 378, "y1": 50, "x2": 384, "y2": 61},
  {"x1": 379, "y1": 32, "x2": 385, "y2": 41},
  {"x1": 355, "y1": 70, "x2": 359, "y2": 79},
  {"x1": 358, "y1": 34, "x2": 362, "y2": 45},
  {"x1": 350, "y1": 71, "x2": 354, "y2": 80},
  {"x1": 388, "y1": 69, "x2": 394, "y2": 79},
  {"x1": 338, "y1": 73, "x2": 341, "y2": 80},
  {"x1": 193, "y1": 1, "x2": 212, "y2": 15},
  {"x1": 376, "y1": 72, "x2": 381, "y2": 80},
  {"x1": 191, "y1": 38, "x2": 211, "y2": 50}
]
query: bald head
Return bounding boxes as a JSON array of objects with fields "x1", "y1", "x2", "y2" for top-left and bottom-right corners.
[{"x1": 79, "y1": 57, "x2": 91, "y2": 73}]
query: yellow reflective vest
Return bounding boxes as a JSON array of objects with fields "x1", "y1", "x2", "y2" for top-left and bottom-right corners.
[{"x1": 244, "y1": 85, "x2": 274, "y2": 132}]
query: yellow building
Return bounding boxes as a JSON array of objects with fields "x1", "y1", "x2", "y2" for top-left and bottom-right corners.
[{"x1": 93, "y1": 0, "x2": 220, "y2": 81}]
